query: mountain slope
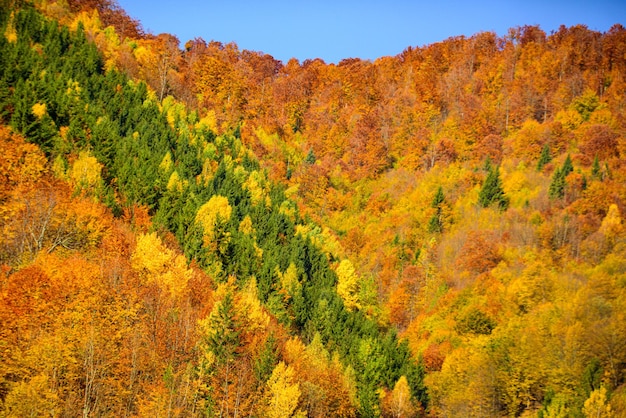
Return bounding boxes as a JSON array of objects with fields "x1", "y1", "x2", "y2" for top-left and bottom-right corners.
[
  {"x1": 0, "y1": 3, "x2": 426, "y2": 416},
  {"x1": 2, "y1": 1, "x2": 626, "y2": 416}
]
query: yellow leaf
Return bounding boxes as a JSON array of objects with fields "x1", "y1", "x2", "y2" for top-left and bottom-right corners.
[
  {"x1": 336, "y1": 259, "x2": 361, "y2": 311},
  {"x1": 264, "y1": 362, "x2": 302, "y2": 418},
  {"x1": 196, "y1": 195, "x2": 232, "y2": 235},
  {"x1": 70, "y1": 151, "x2": 102, "y2": 190},
  {"x1": 131, "y1": 232, "x2": 191, "y2": 299},
  {"x1": 31, "y1": 103, "x2": 47, "y2": 119}
]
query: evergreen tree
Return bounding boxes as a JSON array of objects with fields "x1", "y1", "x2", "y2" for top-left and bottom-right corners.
[
  {"x1": 561, "y1": 154, "x2": 573, "y2": 177},
  {"x1": 428, "y1": 186, "x2": 446, "y2": 233},
  {"x1": 591, "y1": 155, "x2": 602, "y2": 180},
  {"x1": 479, "y1": 166, "x2": 509, "y2": 210},
  {"x1": 549, "y1": 155, "x2": 574, "y2": 199},
  {"x1": 431, "y1": 185, "x2": 445, "y2": 209},
  {"x1": 204, "y1": 292, "x2": 242, "y2": 365},
  {"x1": 537, "y1": 143, "x2": 552, "y2": 171},
  {"x1": 254, "y1": 335, "x2": 279, "y2": 384},
  {"x1": 427, "y1": 213, "x2": 442, "y2": 234},
  {"x1": 483, "y1": 156, "x2": 492, "y2": 172},
  {"x1": 549, "y1": 168, "x2": 565, "y2": 199},
  {"x1": 305, "y1": 148, "x2": 316, "y2": 164}
]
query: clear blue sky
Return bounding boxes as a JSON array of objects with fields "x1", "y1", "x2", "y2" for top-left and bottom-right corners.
[{"x1": 116, "y1": 0, "x2": 625, "y2": 64}]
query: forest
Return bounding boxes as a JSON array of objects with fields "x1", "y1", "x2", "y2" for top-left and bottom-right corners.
[{"x1": 0, "y1": 0, "x2": 625, "y2": 417}]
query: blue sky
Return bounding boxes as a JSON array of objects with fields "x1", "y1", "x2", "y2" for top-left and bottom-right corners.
[{"x1": 116, "y1": 0, "x2": 625, "y2": 64}]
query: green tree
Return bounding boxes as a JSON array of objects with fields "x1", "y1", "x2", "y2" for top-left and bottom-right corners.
[
  {"x1": 549, "y1": 155, "x2": 573, "y2": 199},
  {"x1": 202, "y1": 291, "x2": 241, "y2": 365},
  {"x1": 591, "y1": 155, "x2": 602, "y2": 180},
  {"x1": 537, "y1": 143, "x2": 552, "y2": 171},
  {"x1": 562, "y1": 154, "x2": 573, "y2": 176},
  {"x1": 254, "y1": 335, "x2": 279, "y2": 384},
  {"x1": 305, "y1": 148, "x2": 316, "y2": 164},
  {"x1": 479, "y1": 166, "x2": 509, "y2": 210},
  {"x1": 428, "y1": 186, "x2": 446, "y2": 233},
  {"x1": 549, "y1": 168, "x2": 565, "y2": 199},
  {"x1": 571, "y1": 89, "x2": 600, "y2": 121}
]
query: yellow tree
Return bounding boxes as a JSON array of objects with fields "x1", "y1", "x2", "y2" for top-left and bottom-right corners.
[
  {"x1": 134, "y1": 33, "x2": 181, "y2": 101},
  {"x1": 583, "y1": 387, "x2": 614, "y2": 418},
  {"x1": 70, "y1": 150, "x2": 104, "y2": 195},
  {"x1": 131, "y1": 232, "x2": 192, "y2": 300},
  {"x1": 382, "y1": 375, "x2": 419, "y2": 418},
  {"x1": 195, "y1": 195, "x2": 232, "y2": 253},
  {"x1": 262, "y1": 361, "x2": 305, "y2": 418},
  {"x1": 335, "y1": 259, "x2": 361, "y2": 311}
]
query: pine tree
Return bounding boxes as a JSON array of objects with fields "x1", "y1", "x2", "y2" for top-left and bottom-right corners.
[
  {"x1": 561, "y1": 154, "x2": 573, "y2": 177},
  {"x1": 549, "y1": 168, "x2": 565, "y2": 199},
  {"x1": 254, "y1": 335, "x2": 279, "y2": 384},
  {"x1": 479, "y1": 166, "x2": 509, "y2": 210},
  {"x1": 431, "y1": 186, "x2": 445, "y2": 209},
  {"x1": 305, "y1": 148, "x2": 316, "y2": 164},
  {"x1": 591, "y1": 155, "x2": 602, "y2": 180},
  {"x1": 204, "y1": 292, "x2": 242, "y2": 365},
  {"x1": 483, "y1": 156, "x2": 492, "y2": 172},
  {"x1": 549, "y1": 155, "x2": 574, "y2": 199},
  {"x1": 428, "y1": 186, "x2": 446, "y2": 233},
  {"x1": 537, "y1": 144, "x2": 552, "y2": 171},
  {"x1": 427, "y1": 214, "x2": 442, "y2": 233}
]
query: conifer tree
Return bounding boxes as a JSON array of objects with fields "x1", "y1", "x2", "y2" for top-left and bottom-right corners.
[
  {"x1": 428, "y1": 186, "x2": 446, "y2": 233},
  {"x1": 591, "y1": 155, "x2": 602, "y2": 180},
  {"x1": 479, "y1": 166, "x2": 509, "y2": 210},
  {"x1": 549, "y1": 155, "x2": 573, "y2": 199},
  {"x1": 483, "y1": 156, "x2": 492, "y2": 172},
  {"x1": 305, "y1": 148, "x2": 316, "y2": 164},
  {"x1": 431, "y1": 185, "x2": 445, "y2": 209},
  {"x1": 537, "y1": 144, "x2": 552, "y2": 171},
  {"x1": 204, "y1": 292, "x2": 242, "y2": 365},
  {"x1": 549, "y1": 167, "x2": 565, "y2": 199},
  {"x1": 562, "y1": 154, "x2": 573, "y2": 177}
]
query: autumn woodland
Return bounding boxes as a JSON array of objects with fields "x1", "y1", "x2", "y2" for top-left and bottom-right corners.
[{"x1": 0, "y1": 0, "x2": 625, "y2": 416}]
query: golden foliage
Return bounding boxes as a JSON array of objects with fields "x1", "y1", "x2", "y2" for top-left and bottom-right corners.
[
  {"x1": 0, "y1": 126, "x2": 48, "y2": 198},
  {"x1": 336, "y1": 259, "x2": 361, "y2": 311},
  {"x1": 166, "y1": 170, "x2": 184, "y2": 192},
  {"x1": 131, "y1": 232, "x2": 192, "y2": 299},
  {"x1": 244, "y1": 169, "x2": 269, "y2": 205},
  {"x1": 239, "y1": 214, "x2": 255, "y2": 235},
  {"x1": 4, "y1": 12, "x2": 17, "y2": 43},
  {"x1": 263, "y1": 362, "x2": 305, "y2": 418},
  {"x1": 583, "y1": 387, "x2": 613, "y2": 418},
  {"x1": 31, "y1": 102, "x2": 48, "y2": 119},
  {"x1": 381, "y1": 375, "x2": 420, "y2": 418},
  {"x1": 196, "y1": 195, "x2": 232, "y2": 233},
  {"x1": 70, "y1": 151, "x2": 103, "y2": 191},
  {"x1": 195, "y1": 194, "x2": 232, "y2": 251}
]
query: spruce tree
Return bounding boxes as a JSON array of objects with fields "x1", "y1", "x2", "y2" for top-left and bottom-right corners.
[
  {"x1": 428, "y1": 186, "x2": 446, "y2": 233},
  {"x1": 591, "y1": 155, "x2": 602, "y2": 180},
  {"x1": 561, "y1": 154, "x2": 573, "y2": 177},
  {"x1": 549, "y1": 168, "x2": 565, "y2": 199},
  {"x1": 428, "y1": 213, "x2": 443, "y2": 233},
  {"x1": 431, "y1": 186, "x2": 445, "y2": 208},
  {"x1": 483, "y1": 156, "x2": 492, "y2": 172},
  {"x1": 205, "y1": 291, "x2": 242, "y2": 365},
  {"x1": 305, "y1": 148, "x2": 316, "y2": 164},
  {"x1": 549, "y1": 155, "x2": 574, "y2": 199},
  {"x1": 479, "y1": 166, "x2": 509, "y2": 210},
  {"x1": 537, "y1": 144, "x2": 552, "y2": 171}
]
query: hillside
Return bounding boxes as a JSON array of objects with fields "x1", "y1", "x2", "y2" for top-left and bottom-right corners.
[{"x1": 1, "y1": 1, "x2": 626, "y2": 417}]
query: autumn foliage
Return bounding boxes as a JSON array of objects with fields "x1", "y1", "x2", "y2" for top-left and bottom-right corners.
[{"x1": 1, "y1": 1, "x2": 626, "y2": 416}]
